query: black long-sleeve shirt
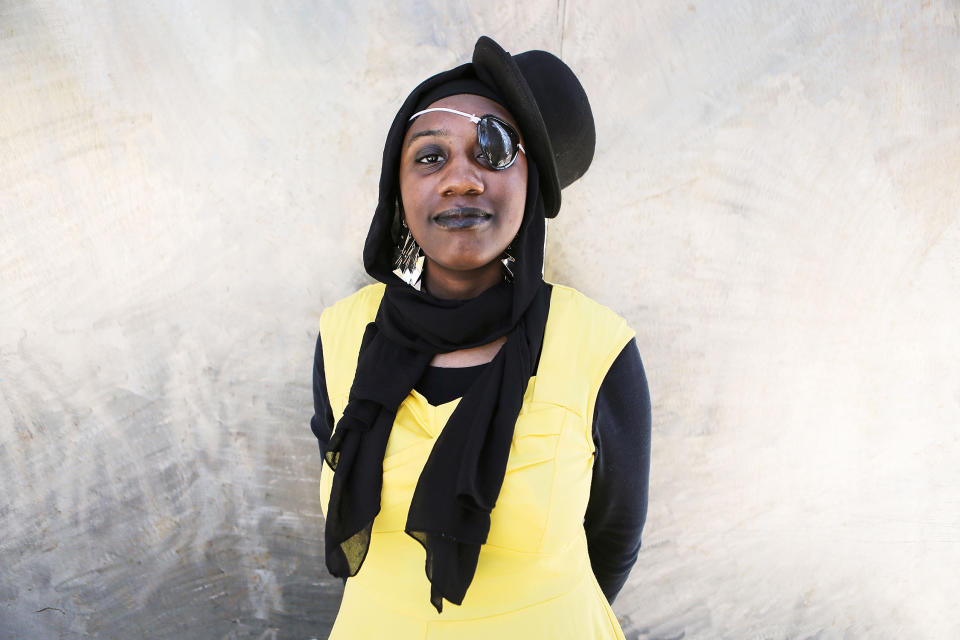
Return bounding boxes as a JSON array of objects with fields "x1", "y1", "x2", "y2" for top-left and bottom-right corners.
[{"x1": 310, "y1": 332, "x2": 651, "y2": 604}]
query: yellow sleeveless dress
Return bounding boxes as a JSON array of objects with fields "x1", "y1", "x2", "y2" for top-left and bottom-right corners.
[{"x1": 318, "y1": 283, "x2": 635, "y2": 639}]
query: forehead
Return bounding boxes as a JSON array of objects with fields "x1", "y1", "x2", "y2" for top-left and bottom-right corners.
[{"x1": 404, "y1": 93, "x2": 521, "y2": 142}]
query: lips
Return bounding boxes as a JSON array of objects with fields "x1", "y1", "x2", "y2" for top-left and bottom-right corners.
[{"x1": 432, "y1": 207, "x2": 493, "y2": 230}]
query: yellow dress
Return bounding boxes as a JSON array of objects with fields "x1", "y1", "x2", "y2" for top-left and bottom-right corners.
[{"x1": 318, "y1": 283, "x2": 635, "y2": 639}]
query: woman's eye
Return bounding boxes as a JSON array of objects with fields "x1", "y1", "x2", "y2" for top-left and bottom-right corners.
[{"x1": 415, "y1": 150, "x2": 444, "y2": 165}]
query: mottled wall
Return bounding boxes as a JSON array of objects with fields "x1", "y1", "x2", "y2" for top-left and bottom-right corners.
[{"x1": 1, "y1": 1, "x2": 958, "y2": 638}]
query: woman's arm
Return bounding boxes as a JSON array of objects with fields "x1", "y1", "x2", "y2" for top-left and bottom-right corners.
[
  {"x1": 584, "y1": 337, "x2": 652, "y2": 604},
  {"x1": 310, "y1": 331, "x2": 336, "y2": 455}
]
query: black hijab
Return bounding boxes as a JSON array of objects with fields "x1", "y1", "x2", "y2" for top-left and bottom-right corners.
[{"x1": 322, "y1": 37, "x2": 594, "y2": 613}]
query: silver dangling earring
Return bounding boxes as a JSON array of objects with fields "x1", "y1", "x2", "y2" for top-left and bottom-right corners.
[
  {"x1": 393, "y1": 219, "x2": 424, "y2": 290},
  {"x1": 501, "y1": 243, "x2": 516, "y2": 282}
]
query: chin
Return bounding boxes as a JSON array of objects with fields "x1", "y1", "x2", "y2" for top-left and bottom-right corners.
[{"x1": 429, "y1": 252, "x2": 501, "y2": 274}]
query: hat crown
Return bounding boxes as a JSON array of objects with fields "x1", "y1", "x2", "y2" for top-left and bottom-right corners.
[{"x1": 511, "y1": 50, "x2": 595, "y2": 189}]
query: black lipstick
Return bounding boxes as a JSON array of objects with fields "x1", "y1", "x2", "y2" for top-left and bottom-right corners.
[{"x1": 432, "y1": 207, "x2": 493, "y2": 229}]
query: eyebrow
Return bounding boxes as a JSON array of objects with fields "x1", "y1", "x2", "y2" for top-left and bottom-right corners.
[{"x1": 407, "y1": 128, "x2": 449, "y2": 145}]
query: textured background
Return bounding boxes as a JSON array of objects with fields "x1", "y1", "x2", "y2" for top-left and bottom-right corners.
[{"x1": 2, "y1": 1, "x2": 959, "y2": 638}]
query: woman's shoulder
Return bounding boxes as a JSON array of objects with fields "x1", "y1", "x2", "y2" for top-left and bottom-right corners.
[
  {"x1": 321, "y1": 283, "x2": 385, "y2": 322},
  {"x1": 544, "y1": 281, "x2": 635, "y2": 366},
  {"x1": 537, "y1": 283, "x2": 638, "y2": 414},
  {"x1": 318, "y1": 283, "x2": 385, "y2": 347},
  {"x1": 547, "y1": 282, "x2": 632, "y2": 332},
  {"x1": 318, "y1": 284, "x2": 385, "y2": 389}
]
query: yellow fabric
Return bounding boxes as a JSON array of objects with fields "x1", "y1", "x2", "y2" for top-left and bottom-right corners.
[{"x1": 317, "y1": 282, "x2": 635, "y2": 639}]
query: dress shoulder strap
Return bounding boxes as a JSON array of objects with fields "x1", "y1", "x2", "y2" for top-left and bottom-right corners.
[
  {"x1": 319, "y1": 283, "x2": 385, "y2": 403},
  {"x1": 533, "y1": 284, "x2": 635, "y2": 425}
]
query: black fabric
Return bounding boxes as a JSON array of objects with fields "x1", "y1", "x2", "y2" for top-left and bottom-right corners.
[
  {"x1": 415, "y1": 363, "x2": 490, "y2": 406},
  {"x1": 310, "y1": 334, "x2": 652, "y2": 604},
  {"x1": 412, "y1": 285, "x2": 551, "y2": 406}
]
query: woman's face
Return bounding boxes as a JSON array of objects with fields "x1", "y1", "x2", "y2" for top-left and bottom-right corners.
[{"x1": 398, "y1": 94, "x2": 527, "y2": 279}]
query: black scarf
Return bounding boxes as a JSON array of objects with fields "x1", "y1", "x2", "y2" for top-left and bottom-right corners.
[{"x1": 323, "y1": 151, "x2": 552, "y2": 611}]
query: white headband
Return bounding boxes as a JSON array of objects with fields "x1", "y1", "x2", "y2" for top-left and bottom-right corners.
[{"x1": 408, "y1": 107, "x2": 482, "y2": 123}]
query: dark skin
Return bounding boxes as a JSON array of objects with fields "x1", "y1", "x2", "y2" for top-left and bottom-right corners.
[{"x1": 399, "y1": 94, "x2": 528, "y2": 366}]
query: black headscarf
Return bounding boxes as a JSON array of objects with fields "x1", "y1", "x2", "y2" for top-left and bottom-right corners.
[{"x1": 322, "y1": 68, "x2": 552, "y2": 612}]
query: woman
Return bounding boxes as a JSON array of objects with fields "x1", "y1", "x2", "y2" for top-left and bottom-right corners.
[{"x1": 310, "y1": 36, "x2": 651, "y2": 638}]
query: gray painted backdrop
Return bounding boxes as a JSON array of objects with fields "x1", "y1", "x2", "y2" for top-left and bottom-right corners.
[{"x1": 2, "y1": 1, "x2": 958, "y2": 638}]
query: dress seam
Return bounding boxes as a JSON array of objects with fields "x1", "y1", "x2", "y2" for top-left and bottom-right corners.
[{"x1": 584, "y1": 329, "x2": 634, "y2": 451}]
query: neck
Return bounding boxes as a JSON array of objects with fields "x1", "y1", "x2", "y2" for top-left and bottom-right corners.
[{"x1": 423, "y1": 259, "x2": 503, "y2": 300}]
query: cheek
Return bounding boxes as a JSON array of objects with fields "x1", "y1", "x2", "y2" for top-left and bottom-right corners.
[
  {"x1": 503, "y1": 175, "x2": 528, "y2": 231},
  {"x1": 398, "y1": 178, "x2": 428, "y2": 220},
  {"x1": 397, "y1": 159, "x2": 427, "y2": 205}
]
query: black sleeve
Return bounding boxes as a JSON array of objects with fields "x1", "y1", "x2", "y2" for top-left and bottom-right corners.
[
  {"x1": 584, "y1": 337, "x2": 652, "y2": 604},
  {"x1": 310, "y1": 330, "x2": 336, "y2": 456}
]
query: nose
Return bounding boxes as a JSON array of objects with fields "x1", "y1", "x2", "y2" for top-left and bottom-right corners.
[{"x1": 438, "y1": 152, "x2": 485, "y2": 197}]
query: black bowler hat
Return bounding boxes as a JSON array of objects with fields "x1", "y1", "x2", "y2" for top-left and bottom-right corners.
[
  {"x1": 471, "y1": 36, "x2": 596, "y2": 216},
  {"x1": 364, "y1": 36, "x2": 596, "y2": 278}
]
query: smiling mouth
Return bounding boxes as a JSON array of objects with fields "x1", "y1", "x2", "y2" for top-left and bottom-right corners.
[{"x1": 433, "y1": 207, "x2": 493, "y2": 230}]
